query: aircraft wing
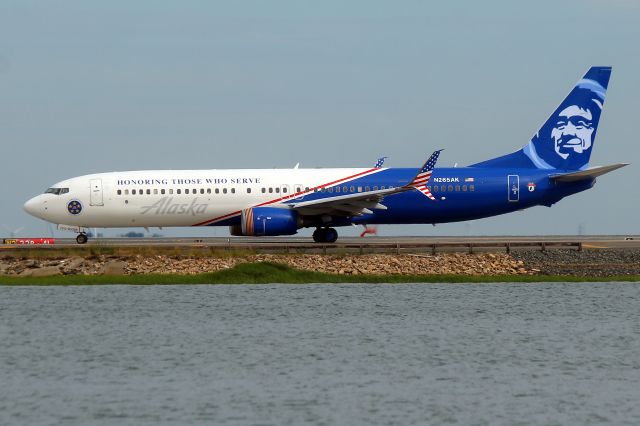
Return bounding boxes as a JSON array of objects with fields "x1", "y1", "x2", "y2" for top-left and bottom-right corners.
[
  {"x1": 550, "y1": 163, "x2": 628, "y2": 182},
  {"x1": 290, "y1": 187, "x2": 399, "y2": 216},
  {"x1": 290, "y1": 150, "x2": 443, "y2": 217}
]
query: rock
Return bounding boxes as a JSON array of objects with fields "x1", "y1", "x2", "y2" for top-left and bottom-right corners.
[
  {"x1": 21, "y1": 266, "x2": 62, "y2": 277},
  {"x1": 102, "y1": 260, "x2": 127, "y2": 275},
  {"x1": 65, "y1": 257, "x2": 86, "y2": 270}
]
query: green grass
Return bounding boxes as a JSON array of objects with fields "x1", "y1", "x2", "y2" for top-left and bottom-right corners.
[{"x1": 2, "y1": 262, "x2": 640, "y2": 285}]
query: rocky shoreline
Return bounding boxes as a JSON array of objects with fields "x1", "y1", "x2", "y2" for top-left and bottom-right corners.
[
  {"x1": 2, "y1": 252, "x2": 532, "y2": 277},
  {"x1": 2, "y1": 248, "x2": 639, "y2": 278},
  {"x1": 511, "y1": 249, "x2": 640, "y2": 277}
]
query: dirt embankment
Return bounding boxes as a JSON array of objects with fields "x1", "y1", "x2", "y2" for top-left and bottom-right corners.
[{"x1": 1, "y1": 252, "x2": 530, "y2": 277}]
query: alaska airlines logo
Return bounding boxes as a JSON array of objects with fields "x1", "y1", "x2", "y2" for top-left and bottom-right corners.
[
  {"x1": 140, "y1": 197, "x2": 207, "y2": 216},
  {"x1": 525, "y1": 77, "x2": 606, "y2": 169},
  {"x1": 67, "y1": 200, "x2": 82, "y2": 215}
]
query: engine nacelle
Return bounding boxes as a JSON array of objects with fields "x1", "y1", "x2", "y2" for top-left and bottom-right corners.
[{"x1": 229, "y1": 207, "x2": 300, "y2": 236}]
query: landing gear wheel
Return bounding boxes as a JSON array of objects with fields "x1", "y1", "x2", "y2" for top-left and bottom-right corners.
[
  {"x1": 312, "y1": 227, "x2": 338, "y2": 243},
  {"x1": 76, "y1": 233, "x2": 88, "y2": 244}
]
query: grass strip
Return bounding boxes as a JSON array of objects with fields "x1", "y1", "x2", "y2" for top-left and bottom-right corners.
[{"x1": 2, "y1": 262, "x2": 640, "y2": 285}]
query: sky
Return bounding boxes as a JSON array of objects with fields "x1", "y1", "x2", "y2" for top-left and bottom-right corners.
[{"x1": 1, "y1": 0, "x2": 639, "y2": 238}]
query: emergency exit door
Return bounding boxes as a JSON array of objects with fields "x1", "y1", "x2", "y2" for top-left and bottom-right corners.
[{"x1": 90, "y1": 178, "x2": 104, "y2": 206}]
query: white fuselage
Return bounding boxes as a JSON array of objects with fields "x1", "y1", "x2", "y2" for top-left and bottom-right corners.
[{"x1": 24, "y1": 168, "x2": 383, "y2": 228}]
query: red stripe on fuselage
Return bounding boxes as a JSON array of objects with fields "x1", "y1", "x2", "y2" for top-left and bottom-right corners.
[{"x1": 192, "y1": 167, "x2": 381, "y2": 226}]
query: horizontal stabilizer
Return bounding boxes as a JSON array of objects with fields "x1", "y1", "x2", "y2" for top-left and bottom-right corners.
[{"x1": 550, "y1": 163, "x2": 628, "y2": 182}]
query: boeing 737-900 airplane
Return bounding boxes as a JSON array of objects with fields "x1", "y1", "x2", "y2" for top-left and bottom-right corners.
[{"x1": 24, "y1": 67, "x2": 626, "y2": 244}]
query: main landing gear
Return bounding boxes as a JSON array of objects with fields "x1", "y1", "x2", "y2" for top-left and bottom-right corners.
[
  {"x1": 313, "y1": 227, "x2": 338, "y2": 243},
  {"x1": 76, "y1": 233, "x2": 88, "y2": 244}
]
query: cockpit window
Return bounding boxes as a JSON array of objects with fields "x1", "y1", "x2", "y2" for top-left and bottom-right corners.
[{"x1": 44, "y1": 187, "x2": 69, "y2": 195}]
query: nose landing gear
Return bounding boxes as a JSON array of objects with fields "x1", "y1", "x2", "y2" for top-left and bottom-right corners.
[
  {"x1": 312, "y1": 227, "x2": 338, "y2": 243},
  {"x1": 76, "y1": 233, "x2": 88, "y2": 244}
]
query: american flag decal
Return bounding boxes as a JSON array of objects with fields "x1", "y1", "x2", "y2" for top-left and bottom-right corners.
[{"x1": 410, "y1": 150, "x2": 442, "y2": 201}]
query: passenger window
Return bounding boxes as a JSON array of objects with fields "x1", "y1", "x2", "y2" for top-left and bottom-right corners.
[
  {"x1": 247, "y1": 188, "x2": 251, "y2": 194},
  {"x1": 185, "y1": 189, "x2": 190, "y2": 194},
  {"x1": 269, "y1": 188, "x2": 273, "y2": 193},
  {"x1": 365, "y1": 186, "x2": 370, "y2": 192},
  {"x1": 231, "y1": 188, "x2": 235, "y2": 194},
  {"x1": 117, "y1": 189, "x2": 122, "y2": 195},
  {"x1": 169, "y1": 189, "x2": 173, "y2": 194},
  {"x1": 154, "y1": 189, "x2": 158, "y2": 195},
  {"x1": 223, "y1": 188, "x2": 227, "y2": 194},
  {"x1": 283, "y1": 187, "x2": 287, "y2": 193},
  {"x1": 132, "y1": 189, "x2": 137, "y2": 195},
  {"x1": 177, "y1": 189, "x2": 181, "y2": 194},
  {"x1": 455, "y1": 185, "x2": 460, "y2": 192},
  {"x1": 200, "y1": 189, "x2": 204, "y2": 194},
  {"x1": 125, "y1": 189, "x2": 129, "y2": 195},
  {"x1": 470, "y1": 185, "x2": 475, "y2": 192},
  {"x1": 139, "y1": 189, "x2": 143, "y2": 195},
  {"x1": 296, "y1": 187, "x2": 301, "y2": 192},
  {"x1": 335, "y1": 187, "x2": 341, "y2": 193},
  {"x1": 357, "y1": 186, "x2": 362, "y2": 192},
  {"x1": 433, "y1": 186, "x2": 438, "y2": 193},
  {"x1": 161, "y1": 189, "x2": 165, "y2": 195},
  {"x1": 462, "y1": 185, "x2": 467, "y2": 192},
  {"x1": 448, "y1": 185, "x2": 453, "y2": 192},
  {"x1": 207, "y1": 188, "x2": 211, "y2": 194},
  {"x1": 145, "y1": 189, "x2": 150, "y2": 195},
  {"x1": 373, "y1": 186, "x2": 378, "y2": 191},
  {"x1": 328, "y1": 187, "x2": 333, "y2": 193},
  {"x1": 262, "y1": 188, "x2": 266, "y2": 193},
  {"x1": 275, "y1": 187, "x2": 280, "y2": 193},
  {"x1": 350, "y1": 186, "x2": 355, "y2": 192},
  {"x1": 380, "y1": 185, "x2": 386, "y2": 190},
  {"x1": 441, "y1": 185, "x2": 446, "y2": 192},
  {"x1": 215, "y1": 188, "x2": 219, "y2": 194},
  {"x1": 193, "y1": 188, "x2": 196, "y2": 194},
  {"x1": 305, "y1": 187, "x2": 310, "y2": 192}
]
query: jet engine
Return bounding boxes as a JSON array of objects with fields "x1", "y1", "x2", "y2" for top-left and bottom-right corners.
[{"x1": 229, "y1": 207, "x2": 301, "y2": 236}]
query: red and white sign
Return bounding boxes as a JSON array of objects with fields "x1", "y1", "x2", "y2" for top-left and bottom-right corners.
[
  {"x1": 527, "y1": 182, "x2": 536, "y2": 192},
  {"x1": 3, "y1": 238, "x2": 55, "y2": 245}
]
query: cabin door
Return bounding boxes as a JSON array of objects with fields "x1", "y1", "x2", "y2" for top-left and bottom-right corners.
[
  {"x1": 508, "y1": 175, "x2": 519, "y2": 202},
  {"x1": 90, "y1": 178, "x2": 104, "y2": 206}
]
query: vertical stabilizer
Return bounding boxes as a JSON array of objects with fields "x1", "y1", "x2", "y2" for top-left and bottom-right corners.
[{"x1": 471, "y1": 67, "x2": 611, "y2": 170}]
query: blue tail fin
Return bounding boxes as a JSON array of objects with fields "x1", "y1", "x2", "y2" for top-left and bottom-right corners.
[{"x1": 471, "y1": 67, "x2": 611, "y2": 171}]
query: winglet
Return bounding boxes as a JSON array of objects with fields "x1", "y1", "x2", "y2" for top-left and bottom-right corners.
[
  {"x1": 374, "y1": 156, "x2": 388, "y2": 168},
  {"x1": 408, "y1": 150, "x2": 443, "y2": 187},
  {"x1": 406, "y1": 150, "x2": 443, "y2": 200}
]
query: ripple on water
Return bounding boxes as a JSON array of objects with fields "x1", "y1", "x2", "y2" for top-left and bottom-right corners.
[{"x1": 1, "y1": 283, "x2": 639, "y2": 425}]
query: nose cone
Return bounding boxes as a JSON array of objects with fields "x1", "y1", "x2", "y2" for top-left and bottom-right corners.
[{"x1": 23, "y1": 196, "x2": 43, "y2": 219}]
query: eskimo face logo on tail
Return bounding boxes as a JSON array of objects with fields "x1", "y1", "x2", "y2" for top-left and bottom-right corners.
[
  {"x1": 526, "y1": 78, "x2": 606, "y2": 170},
  {"x1": 551, "y1": 105, "x2": 594, "y2": 159}
]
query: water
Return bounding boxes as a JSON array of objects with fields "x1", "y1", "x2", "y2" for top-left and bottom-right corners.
[{"x1": 1, "y1": 283, "x2": 639, "y2": 426}]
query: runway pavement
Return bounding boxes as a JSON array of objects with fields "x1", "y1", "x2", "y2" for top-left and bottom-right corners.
[{"x1": 2, "y1": 235, "x2": 640, "y2": 252}]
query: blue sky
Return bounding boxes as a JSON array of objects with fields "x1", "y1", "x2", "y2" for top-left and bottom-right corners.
[{"x1": 1, "y1": 1, "x2": 639, "y2": 237}]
